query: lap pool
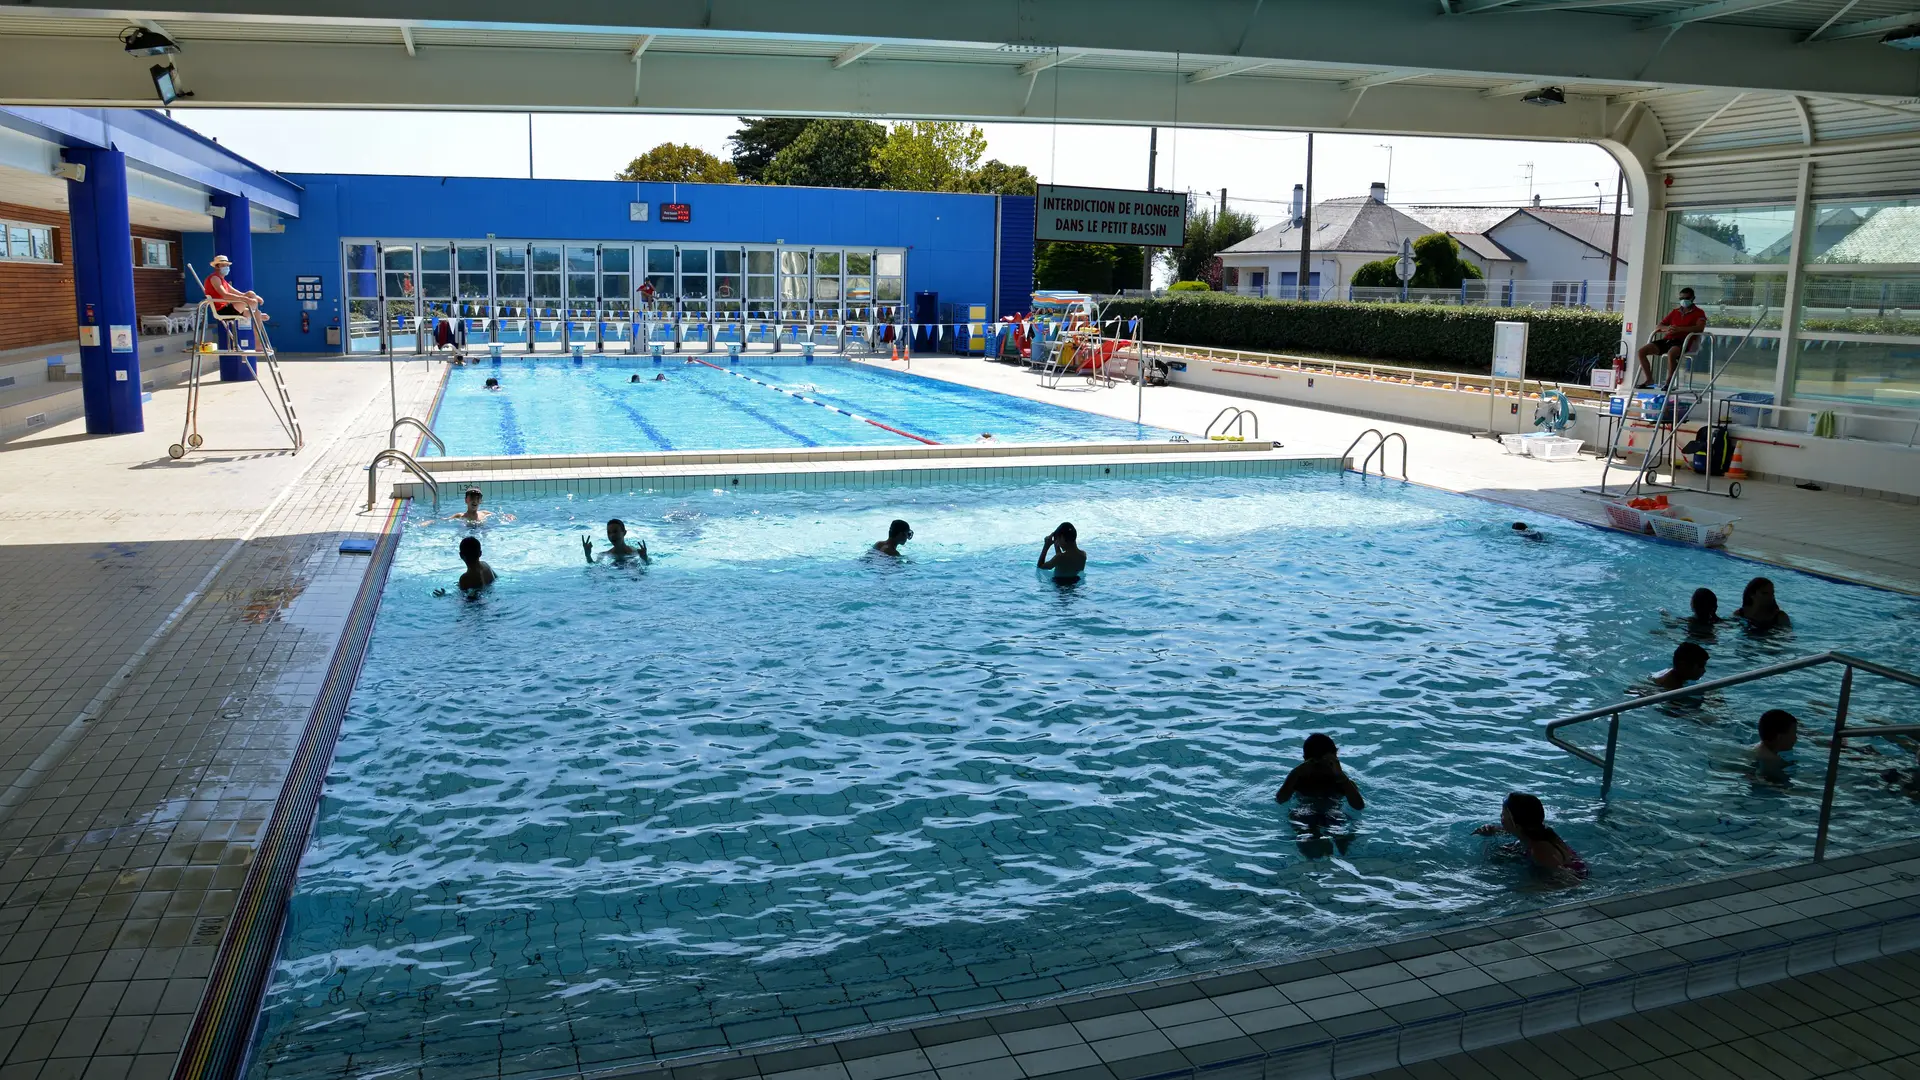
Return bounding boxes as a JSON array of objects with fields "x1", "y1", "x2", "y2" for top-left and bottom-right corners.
[
  {"x1": 426, "y1": 358, "x2": 1179, "y2": 456},
  {"x1": 247, "y1": 465, "x2": 1920, "y2": 1080}
]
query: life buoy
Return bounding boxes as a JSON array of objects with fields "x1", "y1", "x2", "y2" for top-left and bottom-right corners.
[{"x1": 1535, "y1": 388, "x2": 1574, "y2": 433}]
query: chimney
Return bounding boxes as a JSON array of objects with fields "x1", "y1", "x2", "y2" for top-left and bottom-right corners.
[
  {"x1": 1533, "y1": 193, "x2": 1543, "y2": 208},
  {"x1": 1291, "y1": 184, "x2": 1304, "y2": 226},
  {"x1": 1370, "y1": 182, "x2": 1387, "y2": 205}
]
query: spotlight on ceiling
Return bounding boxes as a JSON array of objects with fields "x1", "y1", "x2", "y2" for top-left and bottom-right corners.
[
  {"x1": 1881, "y1": 26, "x2": 1920, "y2": 49},
  {"x1": 1522, "y1": 86, "x2": 1566, "y2": 107},
  {"x1": 120, "y1": 26, "x2": 181, "y2": 57}
]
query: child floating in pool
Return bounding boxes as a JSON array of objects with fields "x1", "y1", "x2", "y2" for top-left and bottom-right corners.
[
  {"x1": 873, "y1": 519, "x2": 913, "y2": 557},
  {"x1": 1751, "y1": 709, "x2": 1798, "y2": 783},
  {"x1": 1651, "y1": 642, "x2": 1709, "y2": 691},
  {"x1": 1476, "y1": 792, "x2": 1586, "y2": 876},
  {"x1": 1037, "y1": 522, "x2": 1087, "y2": 584},
  {"x1": 1274, "y1": 733, "x2": 1365, "y2": 809},
  {"x1": 583, "y1": 518, "x2": 649, "y2": 564},
  {"x1": 1736, "y1": 577, "x2": 1792, "y2": 630}
]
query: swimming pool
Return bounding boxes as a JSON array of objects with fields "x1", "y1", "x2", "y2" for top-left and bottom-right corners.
[
  {"x1": 248, "y1": 468, "x2": 1920, "y2": 1080},
  {"x1": 426, "y1": 358, "x2": 1179, "y2": 456}
]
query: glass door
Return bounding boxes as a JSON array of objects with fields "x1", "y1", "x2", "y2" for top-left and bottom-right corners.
[
  {"x1": 530, "y1": 244, "x2": 564, "y2": 350},
  {"x1": 713, "y1": 247, "x2": 744, "y2": 346},
  {"x1": 877, "y1": 251, "x2": 905, "y2": 335},
  {"x1": 600, "y1": 246, "x2": 633, "y2": 352},
  {"x1": 456, "y1": 244, "x2": 491, "y2": 344},
  {"x1": 779, "y1": 248, "x2": 811, "y2": 346},
  {"x1": 345, "y1": 242, "x2": 382, "y2": 354},
  {"x1": 493, "y1": 245, "x2": 528, "y2": 347},
  {"x1": 680, "y1": 247, "x2": 711, "y2": 351},
  {"x1": 382, "y1": 244, "x2": 418, "y2": 353},
  {"x1": 815, "y1": 249, "x2": 842, "y2": 350},
  {"x1": 746, "y1": 248, "x2": 777, "y2": 347},
  {"x1": 565, "y1": 245, "x2": 599, "y2": 350},
  {"x1": 845, "y1": 250, "x2": 873, "y2": 353},
  {"x1": 645, "y1": 246, "x2": 677, "y2": 348},
  {"x1": 420, "y1": 244, "x2": 454, "y2": 355}
]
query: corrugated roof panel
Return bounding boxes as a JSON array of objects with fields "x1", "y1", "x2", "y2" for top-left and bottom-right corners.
[
  {"x1": 0, "y1": 15, "x2": 121, "y2": 37},
  {"x1": 161, "y1": 19, "x2": 405, "y2": 44}
]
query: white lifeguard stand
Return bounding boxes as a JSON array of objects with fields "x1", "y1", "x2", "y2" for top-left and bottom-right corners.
[{"x1": 173, "y1": 263, "x2": 303, "y2": 459}]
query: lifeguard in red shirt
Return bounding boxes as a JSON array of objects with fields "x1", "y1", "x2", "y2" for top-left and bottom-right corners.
[
  {"x1": 1636, "y1": 287, "x2": 1706, "y2": 388},
  {"x1": 204, "y1": 254, "x2": 267, "y2": 323}
]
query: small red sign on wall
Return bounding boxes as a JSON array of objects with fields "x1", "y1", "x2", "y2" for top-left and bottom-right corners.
[{"x1": 661, "y1": 203, "x2": 691, "y2": 223}]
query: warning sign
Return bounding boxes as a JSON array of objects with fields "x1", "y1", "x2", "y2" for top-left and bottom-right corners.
[{"x1": 1035, "y1": 184, "x2": 1186, "y2": 248}]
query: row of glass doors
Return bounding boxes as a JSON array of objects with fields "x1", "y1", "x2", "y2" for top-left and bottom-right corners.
[{"x1": 343, "y1": 241, "x2": 907, "y2": 355}]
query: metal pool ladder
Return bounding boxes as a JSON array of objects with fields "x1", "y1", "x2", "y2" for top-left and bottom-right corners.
[
  {"x1": 366, "y1": 448, "x2": 440, "y2": 511},
  {"x1": 1342, "y1": 428, "x2": 1408, "y2": 478},
  {"x1": 1543, "y1": 651, "x2": 1920, "y2": 860},
  {"x1": 390, "y1": 415, "x2": 446, "y2": 456},
  {"x1": 1206, "y1": 407, "x2": 1259, "y2": 441}
]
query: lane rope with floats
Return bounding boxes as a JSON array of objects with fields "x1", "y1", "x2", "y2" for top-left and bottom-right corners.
[{"x1": 684, "y1": 357, "x2": 941, "y2": 445}]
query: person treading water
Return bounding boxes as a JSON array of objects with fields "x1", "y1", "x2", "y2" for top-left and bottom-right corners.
[
  {"x1": 1037, "y1": 522, "x2": 1086, "y2": 584},
  {"x1": 445, "y1": 535, "x2": 495, "y2": 595},
  {"x1": 1751, "y1": 709, "x2": 1799, "y2": 783},
  {"x1": 873, "y1": 519, "x2": 912, "y2": 557},
  {"x1": 1687, "y1": 587, "x2": 1722, "y2": 637},
  {"x1": 1736, "y1": 576, "x2": 1792, "y2": 630},
  {"x1": 448, "y1": 487, "x2": 504, "y2": 525},
  {"x1": 484, "y1": 377, "x2": 501, "y2": 390},
  {"x1": 583, "y1": 518, "x2": 649, "y2": 564},
  {"x1": 1275, "y1": 733, "x2": 1364, "y2": 857},
  {"x1": 1476, "y1": 792, "x2": 1586, "y2": 877},
  {"x1": 1650, "y1": 641, "x2": 1709, "y2": 691}
]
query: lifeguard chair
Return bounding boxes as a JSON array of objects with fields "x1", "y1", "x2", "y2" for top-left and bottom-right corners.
[{"x1": 172, "y1": 262, "x2": 303, "y2": 459}]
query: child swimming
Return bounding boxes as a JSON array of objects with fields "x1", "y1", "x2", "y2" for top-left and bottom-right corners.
[
  {"x1": 1274, "y1": 733, "x2": 1365, "y2": 809},
  {"x1": 1476, "y1": 792, "x2": 1586, "y2": 876},
  {"x1": 1750, "y1": 708, "x2": 1798, "y2": 782},
  {"x1": 1650, "y1": 641, "x2": 1709, "y2": 691},
  {"x1": 1736, "y1": 576, "x2": 1792, "y2": 630}
]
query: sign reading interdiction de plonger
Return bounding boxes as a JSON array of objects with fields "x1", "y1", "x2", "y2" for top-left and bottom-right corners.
[{"x1": 1036, "y1": 185, "x2": 1186, "y2": 248}]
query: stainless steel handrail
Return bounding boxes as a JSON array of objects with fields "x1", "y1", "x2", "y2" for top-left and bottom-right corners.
[
  {"x1": 1342, "y1": 428, "x2": 1409, "y2": 478},
  {"x1": 1543, "y1": 651, "x2": 1920, "y2": 859},
  {"x1": 390, "y1": 415, "x2": 445, "y2": 456},
  {"x1": 366, "y1": 448, "x2": 440, "y2": 511},
  {"x1": 1205, "y1": 407, "x2": 1258, "y2": 440}
]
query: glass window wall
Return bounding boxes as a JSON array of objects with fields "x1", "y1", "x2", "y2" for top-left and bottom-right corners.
[{"x1": 1663, "y1": 206, "x2": 1797, "y2": 265}]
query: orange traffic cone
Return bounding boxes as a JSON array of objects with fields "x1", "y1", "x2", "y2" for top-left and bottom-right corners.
[
  {"x1": 891, "y1": 342, "x2": 900, "y2": 362},
  {"x1": 1727, "y1": 446, "x2": 1748, "y2": 480}
]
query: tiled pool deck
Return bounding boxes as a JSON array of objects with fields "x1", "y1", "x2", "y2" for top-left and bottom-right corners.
[{"x1": 1, "y1": 354, "x2": 1918, "y2": 1080}]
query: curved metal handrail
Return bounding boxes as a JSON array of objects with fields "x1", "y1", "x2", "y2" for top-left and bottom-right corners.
[
  {"x1": 1342, "y1": 428, "x2": 1408, "y2": 478},
  {"x1": 1544, "y1": 651, "x2": 1920, "y2": 859},
  {"x1": 389, "y1": 415, "x2": 445, "y2": 456},
  {"x1": 1206, "y1": 407, "x2": 1259, "y2": 441},
  {"x1": 366, "y1": 448, "x2": 440, "y2": 511}
]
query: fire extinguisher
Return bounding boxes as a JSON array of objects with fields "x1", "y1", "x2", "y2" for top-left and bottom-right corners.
[{"x1": 301, "y1": 312, "x2": 311, "y2": 333}]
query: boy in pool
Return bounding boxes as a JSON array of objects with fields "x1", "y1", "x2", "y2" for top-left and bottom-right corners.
[
  {"x1": 1511, "y1": 521, "x2": 1546, "y2": 542},
  {"x1": 1651, "y1": 642, "x2": 1709, "y2": 691},
  {"x1": 484, "y1": 377, "x2": 501, "y2": 390},
  {"x1": 1736, "y1": 576, "x2": 1792, "y2": 630},
  {"x1": 1688, "y1": 588, "x2": 1722, "y2": 635},
  {"x1": 456, "y1": 536, "x2": 495, "y2": 592},
  {"x1": 1274, "y1": 733, "x2": 1365, "y2": 809},
  {"x1": 1476, "y1": 792, "x2": 1585, "y2": 875},
  {"x1": 1751, "y1": 709, "x2": 1798, "y2": 781},
  {"x1": 583, "y1": 518, "x2": 649, "y2": 564},
  {"x1": 1037, "y1": 522, "x2": 1087, "y2": 584},
  {"x1": 449, "y1": 487, "x2": 493, "y2": 525},
  {"x1": 873, "y1": 519, "x2": 913, "y2": 557}
]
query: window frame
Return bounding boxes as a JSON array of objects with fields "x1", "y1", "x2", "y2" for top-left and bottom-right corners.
[
  {"x1": 0, "y1": 220, "x2": 57, "y2": 264},
  {"x1": 134, "y1": 237, "x2": 174, "y2": 269}
]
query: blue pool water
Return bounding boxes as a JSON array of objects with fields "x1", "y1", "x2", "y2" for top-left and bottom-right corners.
[
  {"x1": 426, "y1": 358, "x2": 1179, "y2": 456},
  {"x1": 250, "y1": 471, "x2": 1920, "y2": 1080}
]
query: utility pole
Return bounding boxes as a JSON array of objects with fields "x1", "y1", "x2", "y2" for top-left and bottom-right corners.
[
  {"x1": 1143, "y1": 127, "x2": 1158, "y2": 294},
  {"x1": 528, "y1": 113, "x2": 535, "y2": 180},
  {"x1": 1219, "y1": 188, "x2": 1227, "y2": 216},
  {"x1": 1606, "y1": 170, "x2": 1625, "y2": 309},
  {"x1": 1297, "y1": 133, "x2": 1314, "y2": 301}
]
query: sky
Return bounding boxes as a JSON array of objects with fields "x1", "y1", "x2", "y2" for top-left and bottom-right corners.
[{"x1": 170, "y1": 110, "x2": 1628, "y2": 227}]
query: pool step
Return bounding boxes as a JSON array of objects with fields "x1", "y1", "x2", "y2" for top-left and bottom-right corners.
[{"x1": 615, "y1": 844, "x2": 1920, "y2": 1080}]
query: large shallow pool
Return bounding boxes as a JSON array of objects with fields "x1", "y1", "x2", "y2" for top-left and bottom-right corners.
[
  {"x1": 427, "y1": 358, "x2": 1177, "y2": 456},
  {"x1": 248, "y1": 469, "x2": 1920, "y2": 1080}
]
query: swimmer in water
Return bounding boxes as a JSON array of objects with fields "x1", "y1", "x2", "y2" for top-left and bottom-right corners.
[
  {"x1": 1650, "y1": 641, "x2": 1709, "y2": 691},
  {"x1": 1735, "y1": 576, "x2": 1792, "y2": 630},
  {"x1": 449, "y1": 487, "x2": 493, "y2": 525},
  {"x1": 978, "y1": 433, "x2": 997, "y2": 444},
  {"x1": 654, "y1": 373, "x2": 667, "y2": 382},
  {"x1": 1511, "y1": 521, "x2": 1546, "y2": 542},
  {"x1": 1274, "y1": 733, "x2": 1365, "y2": 809},
  {"x1": 484, "y1": 377, "x2": 501, "y2": 390},
  {"x1": 1476, "y1": 792, "x2": 1586, "y2": 876},
  {"x1": 455, "y1": 535, "x2": 495, "y2": 593},
  {"x1": 872, "y1": 519, "x2": 913, "y2": 557},
  {"x1": 631, "y1": 374, "x2": 641, "y2": 383},
  {"x1": 1687, "y1": 587, "x2": 1723, "y2": 637},
  {"x1": 1751, "y1": 709, "x2": 1798, "y2": 783},
  {"x1": 1037, "y1": 522, "x2": 1087, "y2": 584},
  {"x1": 582, "y1": 518, "x2": 649, "y2": 564}
]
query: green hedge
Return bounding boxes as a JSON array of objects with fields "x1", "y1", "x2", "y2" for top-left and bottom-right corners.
[{"x1": 1107, "y1": 293, "x2": 1623, "y2": 381}]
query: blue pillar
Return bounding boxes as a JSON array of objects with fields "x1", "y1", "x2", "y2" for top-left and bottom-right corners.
[
  {"x1": 212, "y1": 192, "x2": 257, "y2": 381},
  {"x1": 65, "y1": 148, "x2": 143, "y2": 435}
]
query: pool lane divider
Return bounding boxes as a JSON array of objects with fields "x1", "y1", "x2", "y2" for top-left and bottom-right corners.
[
  {"x1": 172, "y1": 497, "x2": 409, "y2": 1080},
  {"x1": 685, "y1": 356, "x2": 941, "y2": 446}
]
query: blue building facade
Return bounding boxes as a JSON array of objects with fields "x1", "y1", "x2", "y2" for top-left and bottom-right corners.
[{"x1": 184, "y1": 175, "x2": 1034, "y2": 355}]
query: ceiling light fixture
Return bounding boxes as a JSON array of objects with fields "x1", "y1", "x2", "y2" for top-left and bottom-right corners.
[
  {"x1": 1522, "y1": 86, "x2": 1566, "y2": 106},
  {"x1": 120, "y1": 26, "x2": 181, "y2": 56}
]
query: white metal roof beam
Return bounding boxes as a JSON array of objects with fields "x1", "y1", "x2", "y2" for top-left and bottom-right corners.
[
  {"x1": 832, "y1": 42, "x2": 879, "y2": 68},
  {"x1": 399, "y1": 24, "x2": 415, "y2": 56},
  {"x1": 1187, "y1": 59, "x2": 1272, "y2": 83},
  {"x1": 1342, "y1": 68, "x2": 1429, "y2": 91},
  {"x1": 630, "y1": 34, "x2": 653, "y2": 61},
  {"x1": 1018, "y1": 49, "x2": 1087, "y2": 77},
  {"x1": 1453, "y1": 0, "x2": 1660, "y2": 13},
  {"x1": 1639, "y1": 0, "x2": 1796, "y2": 29},
  {"x1": 1808, "y1": 10, "x2": 1920, "y2": 41},
  {"x1": 1803, "y1": 0, "x2": 1861, "y2": 41},
  {"x1": 1663, "y1": 91, "x2": 1745, "y2": 154}
]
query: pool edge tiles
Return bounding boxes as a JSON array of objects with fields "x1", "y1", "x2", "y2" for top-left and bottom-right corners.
[
  {"x1": 601, "y1": 842, "x2": 1920, "y2": 1080},
  {"x1": 172, "y1": 503, "x2": 411, "y2": 1080}
]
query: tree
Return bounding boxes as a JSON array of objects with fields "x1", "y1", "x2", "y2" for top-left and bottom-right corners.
[
  {"x1": 1173, "y1": 207, "x2": 1260, "y2": 287},
  {"x1": 962, "y1": 159, "x2": 1038, "y2": 196},
  {"x1": 1680, "y1": 213, "x2": 1746, "y2": 254},
  {"x1": 1409, "y1": 233, "x2": 1483, "y2": 288},
  {"x1": 616, "y1": 143, "x2": 739, "y2": 184},
  {"x1": 729, "y1": 117, "x2": 815, "y2": 182},
  {"x1": 1350, "y1": 258, "x2": 1400, "y2": 288},
  {"x1": 1034, "y1": 242, "x2": 1144, "y2": 294},
  {"x1": 874, "y1": 121, "x2": 988, "y2": 192},
  {"x1": 763, "y1": 119, "x2": 887, "y2": 188}
]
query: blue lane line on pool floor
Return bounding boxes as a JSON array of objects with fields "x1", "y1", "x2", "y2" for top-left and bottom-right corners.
[
  {"x1": 678, "y1": 374, "x2": 824, "y2": 447},
  {"x1": 700, "y1": 361, "x2": 938, "y2": 445},
  {"x1": 588, "y1": 380, "x2": 676, "y2": 451},
  {"x1": 496, "y1": 397, "x2": 527, "y2": 456}
]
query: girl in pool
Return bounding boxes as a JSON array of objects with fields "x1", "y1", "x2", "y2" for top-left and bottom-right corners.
[
  {"x1": 1735, "y1": 576, "x2": 1792, "y2": 630},
  {"x1": 1476, "y1": 793, "x2": 1587, "y2": 877},
  {"x1": 1036, "y1": 522, "x2": 1086, "y2": 584}
]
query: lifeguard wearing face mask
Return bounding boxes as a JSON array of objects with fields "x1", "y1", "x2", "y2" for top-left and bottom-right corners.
[{"x1": 1635, "y1": 287, "x2": 1708, "y2": 388}]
